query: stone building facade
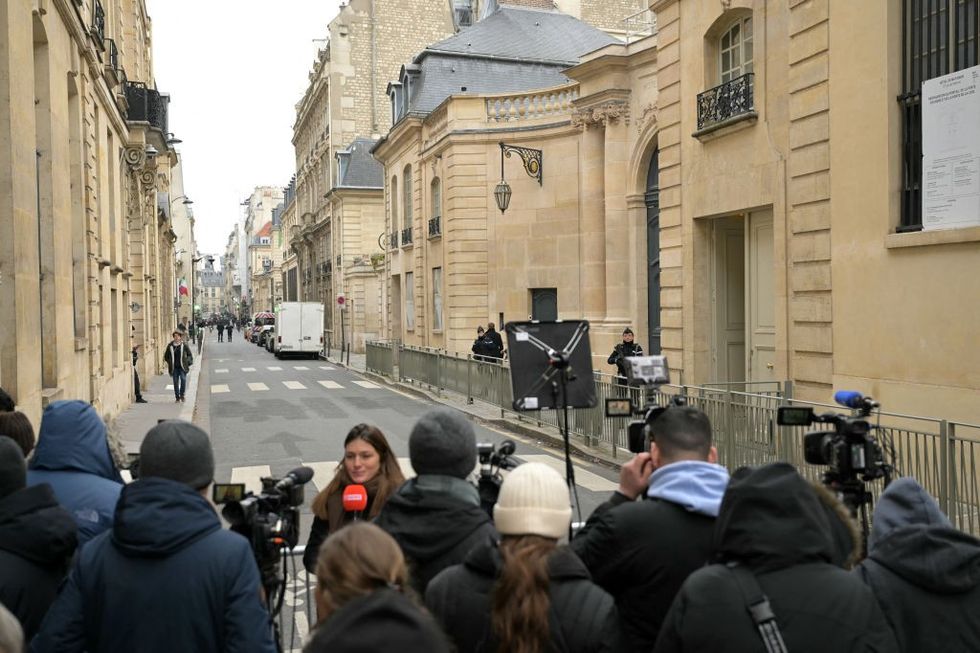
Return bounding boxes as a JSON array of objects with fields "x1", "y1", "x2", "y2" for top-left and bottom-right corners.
[
  {"x1": 196, "y1": 266, "x2": 224, "y2": 317},
  {"x1": 222, "y1": 225, "x2": 241, "y2": 318},
  {"x1": 242, "y1": 185, "x2": 283, "y2": 317},
  {"x1": 377, "y1": 0, "x2": 980, "y2": 423},
  {"x1": 0, "y1": 0, "x2": 188, "y2": 424}
]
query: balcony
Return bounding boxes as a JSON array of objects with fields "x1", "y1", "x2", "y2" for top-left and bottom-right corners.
[
  {"x1": 401, "y1": 228, "x2": 413, "y2": 247},
  {"x1": 105, "y1": 38, "x2": 119, "y2": 71},
  {"x1": 125, "y1": 82, "x2": 169, "y2": 134},
  {"x1": 428, "y1": 216, "x2": 441, "y2": 238},
  {"x1": 695, "y1": 73, "x2": 756, "y2": 137}
]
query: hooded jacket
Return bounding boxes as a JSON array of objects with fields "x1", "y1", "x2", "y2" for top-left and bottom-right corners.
[
  {"x1": 374, "y1": 476, "x2": 498, "y2": 595},
  {"x1": 0, "y1": 484, "x2": 77, "y2": 639},
  {"x1": 425, "y1": 541, "x2": 620, "y2": 653},
  {"x1": 30, "y1": 477, "x2": 276, "y2": 653},
  {"x1": 855, "y1": 477, "x2": 980, "y2": 652},
  {"x1": 653, "y1": 463, "x2": 898, "y2": 653},
  {"x1": 304, "y1": 588, "x2": 450, "y2": 653},
  {"x1": 27, "y1": 400, "x2": 124, "y2": 545},
  {"x1": 571, "y1": 460, "x2": 729, "y2": 652}
]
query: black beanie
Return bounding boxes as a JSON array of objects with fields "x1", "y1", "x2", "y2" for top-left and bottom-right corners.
[
  {"x1": 0, "y1": 436, "x2": 27, "y2": 499},
  {"x1": 140, "y1": 420, "x2": 215, "y2": 489},
  {"x1": 408, "y1": 409, "x2": 477, "y2": 479}
]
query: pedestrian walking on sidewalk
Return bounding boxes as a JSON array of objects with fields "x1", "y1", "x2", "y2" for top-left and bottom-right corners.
[
  {"x1": 217, "y1": 321, "x2": 224, "y2": 342},
  {"x1": 196, "y1": 327, "x2": 203, "y2": 354},
  {"x1": 226, "y1": 323, "x2": 233, "y2": 342},
  {"x1": 163, "y1": 331, "x2": 193, "y2": 403}
]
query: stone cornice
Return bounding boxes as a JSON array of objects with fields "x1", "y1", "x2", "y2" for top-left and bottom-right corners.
[{"x1": 570, "y1": 100, "x2": 631, "y2": 129}]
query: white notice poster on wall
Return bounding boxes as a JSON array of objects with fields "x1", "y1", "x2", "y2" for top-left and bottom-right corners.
[{"x1": 921, "y1": 65, "x2": 980, "y2": 231}]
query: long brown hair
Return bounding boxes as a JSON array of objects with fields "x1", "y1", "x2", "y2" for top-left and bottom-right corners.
[
  {"x1": 314, "y1": 522, "x2": 410, "y2": 622},
  {"x1": 311, "y1": 424, "x2": 405, "y2": 520},
  {"x1": 491, "y1": 535, "x2": 557, "y2": 653}
]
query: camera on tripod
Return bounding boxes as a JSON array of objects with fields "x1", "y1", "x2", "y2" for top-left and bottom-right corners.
[
  {"x1": 603, "y1": 355, "x2": 687, "y2": 454},
  {"x1": 476, "y1": 439, "x2": 520, "y2": 515},
  {"x1": 776, "y1": 391, "x2": 888, "y2": 483}
]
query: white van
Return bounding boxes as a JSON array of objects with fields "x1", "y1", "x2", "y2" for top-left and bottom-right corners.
[{"x1": 275, "y1": 302, "x2": 324, "y2": 359}]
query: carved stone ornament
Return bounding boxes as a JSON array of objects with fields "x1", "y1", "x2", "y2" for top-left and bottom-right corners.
[
  {"x1": 570, "y1": 101, "x2": 631, "y2": 129},
  {"x1": 139, "y1": 170, "x2": 156, "y2": 190},
  {"x1": 124, "y1": 145, "x2": 146, "y2": 170},
  {"x1": 721, "y1": 0, "x2": 732, "y2": 8},
  {"x1": 637, "y1": 103, "x2": 657, "y2": 134}
]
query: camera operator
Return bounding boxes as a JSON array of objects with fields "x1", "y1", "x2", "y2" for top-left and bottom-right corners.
[
  {"x1": 571, "y1": 406, "x2": 729, "y2": 652},
  {"x1": 607, "y1": 327, "x2": 643, "y2": 386},
  {"x1": 654, "y1": 463, "x2": 897, "y2": 653},
  {"x1": 855, "y1": 477, "x2": 980, "y2": 653},
  {"x1": 32, "y1": 420, "x2": 275, "y2": 653},
  {"x1": 375, "y1": 409, "x2": 497, "y2": 595}
]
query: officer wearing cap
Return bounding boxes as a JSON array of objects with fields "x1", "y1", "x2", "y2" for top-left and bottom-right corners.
[{"x1": 608, "y1": 327, "x2": 644, "y2": 386}]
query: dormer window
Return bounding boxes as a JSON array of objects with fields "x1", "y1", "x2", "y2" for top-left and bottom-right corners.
[
  {"x1": 336, "y1": 147, "x2": 352, "y2": 186},
  {"x1": 388, "y1": 81, "x2": 404, "y2": 123}
]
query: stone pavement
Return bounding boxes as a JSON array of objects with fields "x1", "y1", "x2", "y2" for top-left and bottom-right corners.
[
  {"x1": 113, "y1": 342, "x2": 206, "y2": 453},
  {"x1": 321, "y1": 349, "x2": 628, "y2": 473}
]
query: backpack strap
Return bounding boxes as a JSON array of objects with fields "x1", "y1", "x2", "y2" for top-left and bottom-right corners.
[{"x1": 726, "y1": 562, "x2": 789, "y2": 653}]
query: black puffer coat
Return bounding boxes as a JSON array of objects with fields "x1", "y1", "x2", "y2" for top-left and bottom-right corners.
[
  {"x1": 654, "y1": 463, "x2": 899, "y2": 653},
  {"x1": 0, "y1": 484, "x2": 77, "y2": 639},
  {"x1": 374, "y1": 477, "x2": 497, "y2": 594},
  {"x1": 425, "y1": 541, "x2": 620, "y2": 653},
  {"x1": 855, "y1": 477, "x2": 980, "y2": 653}
]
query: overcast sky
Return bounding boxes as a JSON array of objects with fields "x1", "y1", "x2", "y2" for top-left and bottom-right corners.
[{"x1": 147, "y1": 0, "x2": 343, "y2": 261}]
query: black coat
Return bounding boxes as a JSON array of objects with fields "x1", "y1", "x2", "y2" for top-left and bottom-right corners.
[
  {"x1": 374, "y1": 477, "x2": 498, "y2": 595},
  {"x1": 304, "y1": 588, "x2": 450, "y2": 653},
  {"x1": 571, "y1": 492, "x2": 716, "y2": 652},
  {"x1": 607, "y1": 341, "x2": 643, "y2": 379},
  {"x1": 426, "y1": 541, "x2": 620, "y2": 653},
  {"x1": 484, "y1": 328, "x2": 504, "y2": 359},
  {"x1": 31, "y1": 478, "x2": 276, "y2": 653},
  {"x1": 653, "y1": 463, "x2": 899, "y2": 653},
  {"x1": 0, "y1": 484, "x2": 77, "y2": 640},
  {"x1": 855, "y1": 477, "x2": 980, "y2": 653}
]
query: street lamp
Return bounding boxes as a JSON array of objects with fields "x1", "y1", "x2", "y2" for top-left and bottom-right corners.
[{"x1": 494, "y1": 142, "x2": 543, "y2": 214}]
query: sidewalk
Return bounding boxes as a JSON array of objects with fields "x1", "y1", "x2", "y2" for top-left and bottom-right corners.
[
  {"x1": 320, "y1": 349, "x2": 628, "y2": 472},
  {"x1": 113, "y1": 342, "x2": 206, "y2": 453}
]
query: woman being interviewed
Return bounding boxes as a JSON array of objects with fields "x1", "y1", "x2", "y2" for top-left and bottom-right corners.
[{"x1": 303, "y1": 424, "x2": 405, "y2": 573}]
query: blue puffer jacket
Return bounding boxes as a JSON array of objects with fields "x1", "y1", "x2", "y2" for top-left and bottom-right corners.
[
  {"x1": 27, "y1": 400, "x2": 124, "y2": 545},
  {"x1": 31, "y1": 477, "x2": 276, "y2": 653}
]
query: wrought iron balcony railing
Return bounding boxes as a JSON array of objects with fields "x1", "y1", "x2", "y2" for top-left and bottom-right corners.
[
  {"x1": 105, "y1": 38, "x2": 119, "y2": 71},
  {"x1": 92, "y1": 0, "x2": 106, "y2": 44},
  {"x1": 125, "y1": 82, "x2": 169, "y2": 134},
  {"x1": 428, "y1": 216, "x2": 441, "y2": 238},
  {"x1": 401, "y1": 228, "x2": 413, "y2": 246},
  {"x1": 696, "y1": 73, "x2": 755, "y2": 132}
]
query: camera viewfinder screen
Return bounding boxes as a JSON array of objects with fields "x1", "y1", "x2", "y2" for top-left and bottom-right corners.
[{"x1": 213, "y1": 483, "x2": 245, "y2": 504}]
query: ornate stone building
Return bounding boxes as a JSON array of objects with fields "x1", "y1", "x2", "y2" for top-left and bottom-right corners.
[{"x1": 0, "y1": 0, "x2": 188, "y2": 423}]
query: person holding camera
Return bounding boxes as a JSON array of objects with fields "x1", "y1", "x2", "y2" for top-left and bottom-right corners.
[
  {"x1": 375, "y1": 409, "x2": 497, "y2": 595},
  {"x1": 471, "y1": 326, "x2": 491, "y2": 362},
  {"x1": 31, "y1": 420, "x2": 276, "y2": 653},
  {"x1": 426, "y1": 463, "x2": 620, "y2": 653},
  {"x1": 571, "y1": 406, "x2": 729, "y2": 652},
  {"x1": 608, "y1": 327, "x2": 643, "y2": 385},
  {"x1": 653, "y1": 463, "x2": 898, "y2": 653},
  {"x1": 303, "y1": 424, "x2": 405, "y2": 574},
  {"x1": 304, "y1": 522, "x2": 450, "y2": 653}
]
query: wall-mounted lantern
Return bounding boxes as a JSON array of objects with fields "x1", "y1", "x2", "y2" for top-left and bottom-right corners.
[{"x1": 494, "y1": 142, "x2": 543, "y2": 214}]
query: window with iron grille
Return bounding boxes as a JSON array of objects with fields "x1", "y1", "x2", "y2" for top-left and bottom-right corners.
[{"x1": 900, "y1": 0, "x2": 979, "y2": 231}]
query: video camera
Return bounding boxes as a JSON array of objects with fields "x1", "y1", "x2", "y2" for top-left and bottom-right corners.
[
  {"x1": 603, "y1": 355, "x2": 687, "y2": 454},
  {"x1": 213, "y1": 466, "x2": 313, "y2": 618},
  {"x1": 777, "y1": 391, "x2": 889, "y2": 485},
  {"x1": 476, "y1": 439, "x2": 520, "y2": 515}
]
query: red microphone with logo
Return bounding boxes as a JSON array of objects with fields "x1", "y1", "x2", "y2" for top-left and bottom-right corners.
[{"x1": 342, "y1": 484, "x2": 368, "y2": 521}]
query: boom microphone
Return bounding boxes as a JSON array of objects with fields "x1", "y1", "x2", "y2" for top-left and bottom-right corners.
[
  {"x1": 274, "y1": 466, "x2": 315, "y2": 491},
  {"x1": 342, "y1": 484, "x2": 368, "y2": 519},
  {"x1": 834, "y1": 391, "x2": 879, "y2": 412}
]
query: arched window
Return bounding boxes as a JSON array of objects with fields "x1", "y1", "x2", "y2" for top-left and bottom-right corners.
[
  {"x1": 431, "y1": 177, "x2": 441, "y2": 218},
  {"x1": 403, "y1": 164, "x2": 413, "y2": 233},
  {"x1": 390, "y1": 175, "x2": 399, "y2": 236},
  {"x1": 720, "y1": 16, "x2": 753, "y2": 83}
]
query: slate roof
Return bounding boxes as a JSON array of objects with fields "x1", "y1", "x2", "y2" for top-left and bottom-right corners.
[
  {"x1": 425, "y1": 5, "x2": 617, "y2": 65},
  {"x1": 338, "y1": 138, "x2": 383, "y2": 189}
]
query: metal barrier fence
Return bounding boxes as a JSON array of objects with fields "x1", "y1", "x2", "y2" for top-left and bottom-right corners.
[{"x1": 364, "y1": 343, "x2": 980, "y2": 535}]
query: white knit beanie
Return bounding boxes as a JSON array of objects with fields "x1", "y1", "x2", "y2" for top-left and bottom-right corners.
[{"x1": 493, "y1": 462, "x2": 572, "y2": 539}]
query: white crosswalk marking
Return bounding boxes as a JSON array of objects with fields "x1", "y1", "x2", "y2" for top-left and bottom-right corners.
[
  {"x1": 231, "y1": 465, "x2": 272, "y2": 495},
  {"x1": 248, "y1": 382, "x2": 269, "y2": 391},
  {"x1": 518, "y1": 454, "x2": 618, "y2": 492},
  {"x1": 294, "y1": 366, "x2": 310, "y2": 371},
  {"x1": 304, "y1": 458, "x2": 416, "y2": 492},
  {"x1": 318, "y1": 366, "x2": 336, "y2": 371},
  {"x1": 215, "y1": 369, "x2": 229, "y2": 374},
  {"x1": 283, "y1": 381, "x2": 307, "y2": 390},
  {"x1": 318, "y1": 380, "x2": 343, "y2": 389},
  {"x1": 352, "y1": 381, "x2": 380, "y2": 389},
  {"x1": 242, "y1": 367, "x2": 256, "y2": 372},
  {"x1": 267, "y1": 366, "x2": 282, "y2": 371},
  {"x1": 211, "y1": 385, "x2": 230, "y2": 394}
]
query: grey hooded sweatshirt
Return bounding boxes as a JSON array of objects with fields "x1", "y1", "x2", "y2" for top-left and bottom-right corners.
[{"x1": 855, "y1": 477, "x2": 980, "y2": 653}]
